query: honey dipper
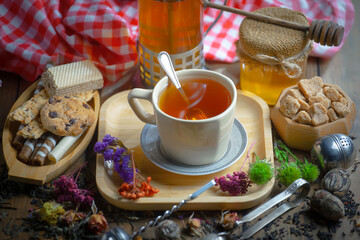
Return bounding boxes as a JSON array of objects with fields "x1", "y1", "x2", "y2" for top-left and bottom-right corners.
[{"x1": 205, "y1": 1, "x2": 344, "y2": 46}]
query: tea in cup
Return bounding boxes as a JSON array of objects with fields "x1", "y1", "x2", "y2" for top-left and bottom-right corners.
[{"x1": 128, "y1": 69, "x2": 237, "y2": 165}]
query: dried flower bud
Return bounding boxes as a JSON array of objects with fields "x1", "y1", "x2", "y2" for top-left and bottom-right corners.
[
  {"x1": 321, "y1": 168, "x2": 351, "y2": 197},
  {"x1": 155, "y1": 220, "x2": 181, "y2": 240},
  {"x1": 60, "y1": 210, "x2": 86, "y2": 226},
  {"x1": 188, "y1": 217, "x2": 201, "y2": 229},
  {"x1": 87, "y1": 211, "x2": 108, "y2": 235},
  {"x1": 310, "y1": 189, "x2": 345, "y2": 221},
  {"x1": 221, "y1": 211, "x2": 239, "y2": 230},
  {"x1": 39, "y1": 201, "x2": 65, "y2": 225},
  {"x1": 185, "y1": 212, "x2": 204, "y2": 237}
]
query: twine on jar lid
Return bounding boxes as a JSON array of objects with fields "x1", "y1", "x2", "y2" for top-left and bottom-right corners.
[{"x1": 238, "y1": 7, "x2": 314, "y2": 78}]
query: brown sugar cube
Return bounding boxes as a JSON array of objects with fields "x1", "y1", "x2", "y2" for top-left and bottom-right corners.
[
  {"x1": 292, "y1": 110, "x2": 312, "y2": 125},
  {"x1": 327, "y1": 108, "x2": 339, "y2": 122},
  {"x1": 323, "y1": 86, "x2": 342, "y2": 102},
  {"x1": 298, "y1": 99, "x2": 310, "y2": 112},
  {"x1": 331, "y1": 102, "x2": 350, "y2": 117},
  {"x1": 338, "y1": 97, "x2": 348, "y2": 106},
  {"x1": 281, "y1": 88, "x2": 306, "y2": 102},
  {"x1": 309, "y1": 103, "x2": 329, "y2": 126},
  {"x1": 297, "y1": 76, "x2": 324, "y2": 99},
  {"x1": 280, "y1": 95, "x2": 301, "y2": 118},
  {"x1": 309, "y1": 92, "x2": 331, "y2": 109}
]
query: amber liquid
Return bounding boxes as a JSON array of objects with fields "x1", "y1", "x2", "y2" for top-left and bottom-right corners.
[
  {"x1": 138, "y1": 0, "x2": 203, "y2": 54},
  {"x1": 158, "y1": 79, "x2": 232, "y2": 120},
  {"x1": 239, "y1": 53, "x2": 306, "y2": 105}
]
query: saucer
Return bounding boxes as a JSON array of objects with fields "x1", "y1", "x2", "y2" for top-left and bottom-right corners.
[{"x1": 140, "y1": 119, "x2": 248, "y2": 176}]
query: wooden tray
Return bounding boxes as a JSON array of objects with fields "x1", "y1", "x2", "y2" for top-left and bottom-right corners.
[
  {"x1": 2, "y1": 81, "x2": 100, "y2": 185},
  {"x1": 96, "y1": 90, "x2": 274, "y2": 210}
]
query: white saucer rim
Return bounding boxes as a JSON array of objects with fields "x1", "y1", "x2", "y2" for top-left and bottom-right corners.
[{"x1": 140, "y1": 119, "x2": 248, "y2": 176}]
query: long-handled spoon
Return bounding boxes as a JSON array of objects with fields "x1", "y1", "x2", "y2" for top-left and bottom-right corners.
[
  {"x1": 157, "y1": 51, "x2": 207, "y2": 120},
  {"x1": 204, "y1": 0, "x2": 344, "y2": 46}
]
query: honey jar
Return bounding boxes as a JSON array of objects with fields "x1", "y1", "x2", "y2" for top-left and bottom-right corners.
[{"x1": 237, "y1": 7, "x2": 313, "y2": 105}]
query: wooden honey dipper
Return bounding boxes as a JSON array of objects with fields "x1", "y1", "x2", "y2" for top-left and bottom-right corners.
[{"x1": 205, "y1": 1, "x2": 344, "y2": 46}]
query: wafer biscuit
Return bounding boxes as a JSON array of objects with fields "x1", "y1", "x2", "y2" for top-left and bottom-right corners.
[{"x1": 43, "y1": 60, "x2": 103, "y2": 96}]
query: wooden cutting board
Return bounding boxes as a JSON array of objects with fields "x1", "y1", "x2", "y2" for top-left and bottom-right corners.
[{"x1": 96, "y1": 90, "x2": 274, "y2": 210}]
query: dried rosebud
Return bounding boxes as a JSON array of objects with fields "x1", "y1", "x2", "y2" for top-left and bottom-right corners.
[
  {"x1": 186, "y1": 212, "x2": 204, "y2": 237},
  {"x1": 87, "y1": 211, "x2": 108, "y2": 234},
  {"x1": 60, "y1": 210, "x2": 86, "y2": 226},
  {"x1": 188, "y1": 217, "x2": 201, "y2": 229},
  {"x1": 39, "y1": 201, "x2": 65, "y2": 225},
  {"x1": 221, "y1": 211, "x2": 239, "y2": 230},
  {"x1": 155, "y1": 220, "x2": 181, "y2": 240}
]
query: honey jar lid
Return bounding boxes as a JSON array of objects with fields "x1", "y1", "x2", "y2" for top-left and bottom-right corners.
[{"x1": 239, "y1": 7, "x2": 310, "y2": 59}]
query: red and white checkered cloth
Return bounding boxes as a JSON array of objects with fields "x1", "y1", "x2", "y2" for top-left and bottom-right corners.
[{"x1": 0, "y1": 0, "x2": 354, "y2": 87}]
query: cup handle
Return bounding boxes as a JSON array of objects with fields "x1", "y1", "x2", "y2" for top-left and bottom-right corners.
[{"x1": 128, "y1": 88, "x2": 156, "y2": 125}]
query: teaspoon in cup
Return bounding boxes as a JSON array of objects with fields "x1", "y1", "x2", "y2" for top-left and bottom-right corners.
[{"x1": 157, "y1": 51, "x2": 207, "y2": 120}]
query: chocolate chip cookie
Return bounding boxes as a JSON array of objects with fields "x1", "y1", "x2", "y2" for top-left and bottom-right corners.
[{"x1": 40, "y1": 96, "x2": 95, "y2": 136}]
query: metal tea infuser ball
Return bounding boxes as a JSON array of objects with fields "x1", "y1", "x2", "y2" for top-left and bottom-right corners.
[{"x1": 311, "y1": 133, "x2": 356, "y2": 173}]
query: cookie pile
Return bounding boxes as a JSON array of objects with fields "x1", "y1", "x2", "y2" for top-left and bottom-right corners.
[
  {"x1": 279, "y1": 76, "x2": 350, "y2": 126},
  {"x1": 8, "y1": 81, "x2": 96, "y2": 166}
]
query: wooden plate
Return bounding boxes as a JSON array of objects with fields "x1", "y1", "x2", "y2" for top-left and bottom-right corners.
[
  {"x1": 96, "y1": 90, "x2": 274, "y2": 210},
  {"x1": 2, "y1": 81, "x2": 100, "y2": 185}
]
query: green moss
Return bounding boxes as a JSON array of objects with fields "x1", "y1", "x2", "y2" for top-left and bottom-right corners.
[
  {"x1": 276, "y1": 162, "x2": 302, "y2": 187},
  {"x1": 248, "y1": 159, "x2": 274, "y2": 185},
  {"x1": 300, "y1": 162, "x2": 320, "y2": 183}
]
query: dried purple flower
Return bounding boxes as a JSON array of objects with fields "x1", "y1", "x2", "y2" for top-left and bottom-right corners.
[
  {"x1": 114, "y1": 154, "x2": 133, "y2": 183},
  {"x1": 215, "y1": 171, "x2": 252, "y2": 196},
  {"x1": 94, "y1": 142, "x2": 108, "y2": 153},
  {"x1": 113, "y1": 147, "x2": 125, "y2": 162},
  {"x1": 103, "y1": 134, "x2": 117, "y2": 144},
  {"x1": 94, "y1": 134, "x2": 135, "y2": 183},
  {"x1": 103, "y1": 148, "x2": 114, "y2": 161},
  {"x1": 93, "y1": 134, "x2": 118, "y2": 153},
  {"x1": 53, "y1": 164, "x2": 94, "y2": 209}
]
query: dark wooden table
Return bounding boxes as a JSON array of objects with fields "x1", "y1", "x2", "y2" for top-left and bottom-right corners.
[{"x1": 1, "y1": 2, "x2": 360, "y2": 239}]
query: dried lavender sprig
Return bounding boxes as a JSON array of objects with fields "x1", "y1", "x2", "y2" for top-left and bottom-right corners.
[{"x1": 131, "y1": 180, "x2": 216, "y2": 239}]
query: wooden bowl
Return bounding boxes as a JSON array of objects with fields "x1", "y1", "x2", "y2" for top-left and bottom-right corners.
[
  {"x1": 2, "y1": 81, "x2": 100, "y2": 185},
  {"x1": 271, "y1": 84, "x2": 356, "y2": 151}
]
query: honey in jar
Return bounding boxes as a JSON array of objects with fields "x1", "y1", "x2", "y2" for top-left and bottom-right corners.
[{"x1": 237, "y1": 7, "x2": 313, "y2": 105}]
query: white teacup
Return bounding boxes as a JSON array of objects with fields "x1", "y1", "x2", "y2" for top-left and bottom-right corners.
[{"x1": 128, "y1": 69, "x2": 237, "y2": 165}]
